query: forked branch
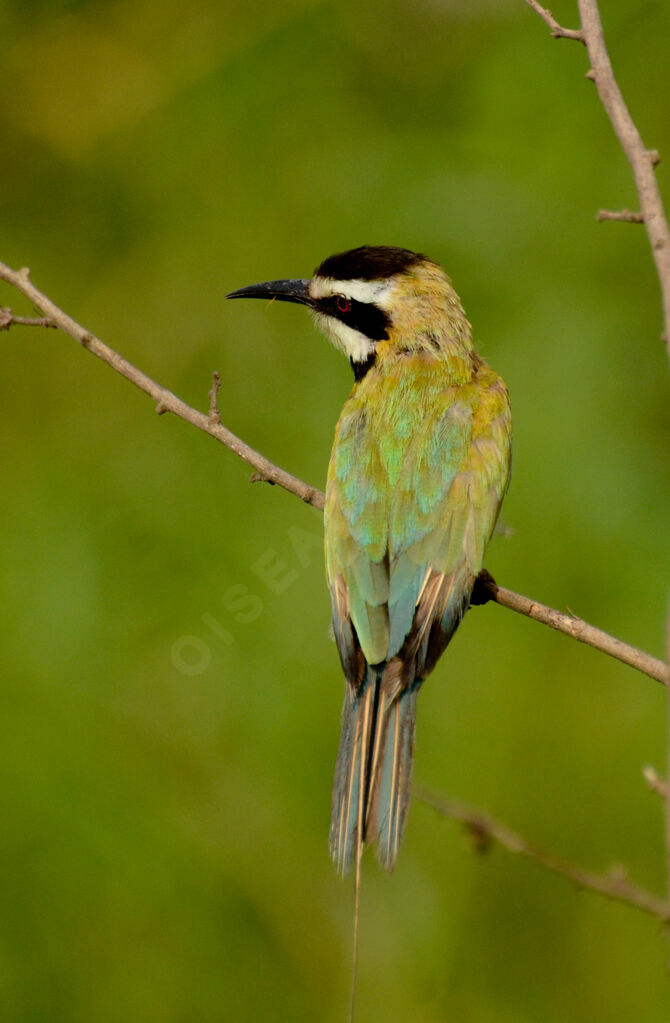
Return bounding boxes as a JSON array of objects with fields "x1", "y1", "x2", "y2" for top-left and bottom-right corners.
[
  {"x1": 523, "y1": 0, "x2": 584, "y2": 42},
  {"x1": 525, "y1": 0, "x2": 670, "y2": 938},
  {"x1": 525, "y1": 0, "x2": 670, "y2": 348}
]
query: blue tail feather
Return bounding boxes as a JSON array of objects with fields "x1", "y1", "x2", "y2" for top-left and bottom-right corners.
[
  {"x1": 368, "y1": 687, "x2": 417, "y2": 870},
  {"x1": 329, "y1": 666, "x2": 417, "y2": 874}
]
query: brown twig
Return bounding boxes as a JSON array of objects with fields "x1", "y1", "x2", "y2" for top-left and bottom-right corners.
[
  {"x1": 577, "y1": 0, "x2": 670, "y2": 349},
  {"x1": 522, "y1": 1, "x2": 584, "y2": 42},
  {"x1": 596, "y1": 209, "x2": 644, "y2": 223},
  {"x1": 208, "y1": 370, "x2": 222, "y2": 424},
  {"x1": 0, "y1": 260, "x2": 323, "y2": 510},
  {"x1": 527, "y1": 0, "x2": 670, "y2": 349},
  {"x1": 527, "y1": 0, "x2": 670, "y2": 947},
  {"x1": 472, "y1": 572, "x2": 669, "y2": 687},
  {"x1": 0, "y1": 306, "x2": 57, "y2": 330},
  {"x1": 1, "y1": 258, "x2": 667, "y2": 687},
  {"x1": 418, "y1": 786, "x2": 670, "y2": 923}
]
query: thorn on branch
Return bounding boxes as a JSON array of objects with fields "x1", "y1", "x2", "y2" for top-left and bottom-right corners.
[
  {"x1": 250, "y1": 472, "x2": 275, "y2": 486},
  {"x1": 155, "y1": 400, "x2": 168, "y2": 415},
  {"x1": 643, "y1": 765, "x2": 669, "y2": 799},
  {"x1": 648, "y1": 149, "x2": 661, "y2": 167},
  {"x1": 597, "y1": 209, "x2": 644, "y2": 223},
  {"x1": 585, "y1": 69, "x2": 596, "y2": 81},
  {"x1": 208, "y1": 370, "x2": 221, "y2": 424}
]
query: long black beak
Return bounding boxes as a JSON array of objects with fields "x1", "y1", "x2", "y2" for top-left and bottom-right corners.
[{"x1": 226, "y1": 278, "x2": 313, "y2": 306}]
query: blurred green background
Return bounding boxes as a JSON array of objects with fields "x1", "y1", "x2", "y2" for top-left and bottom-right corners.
[{"x1": 1, "y1": 1, "x2": 669, "y2": 1020}]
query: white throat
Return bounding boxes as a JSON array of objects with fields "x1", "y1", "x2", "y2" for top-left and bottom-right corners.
[
  {"x1": 309, "y1": 275, "x2": 395, "y2": 362},
  {"x1": 312, "y1": 313, "x2": 375, "y2": 362}
]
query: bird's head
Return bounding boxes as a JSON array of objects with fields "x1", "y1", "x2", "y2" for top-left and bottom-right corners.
[{"x1": 227, "y1": 245, "x2": 474, "y2": 379}]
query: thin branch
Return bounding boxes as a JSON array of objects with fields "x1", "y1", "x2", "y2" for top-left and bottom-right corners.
[
  {"x1": 579, "y1": 0, "x2": 670, "y2": 347},
  {"x1": 0, "y1": 307, "x2": 57, "y2": 330},
  {"x1": 596, "y1": 209, "x2": 644, "y2": 224},
  {"x1": 472, "y1": 572, "x2": 669, "y2": 687},
  {"x1": 418, "y1": 786, "x2": 670, "y2": 923},
  {"x1": 208, "y1": 370, "x2": 222, "y2": 424},
  {"x1": 1, "y1": 260, "x2": 667, "y2": 688},
  {"x1": 0, "y1": 261, "x2": 324, "y2": 511},
  {"x1": 527, "y1": 0, "x2": 670, "y2": 948},
  {"x1": 577, "y1": 0, "x2": 670, "y2": 349},
  {"x1": 527, "y1": 0, "x2": 670, "y2": 348},
  {"x1": 522, "y1": 1, "x2": 584, "y2": 42}
]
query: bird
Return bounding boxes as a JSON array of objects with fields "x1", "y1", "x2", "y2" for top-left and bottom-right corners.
[{"x1": 227, "y1": 245, "x2": 512, "y2": 875}]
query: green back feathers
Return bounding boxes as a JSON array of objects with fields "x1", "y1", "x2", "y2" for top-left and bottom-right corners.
[{"x1": 325, "y1": 350, "x2": 511, "y2": 676}]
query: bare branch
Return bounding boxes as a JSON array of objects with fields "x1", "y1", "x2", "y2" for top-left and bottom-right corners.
[
  {"x1": 418, "y1": 786, "x2": 670, "y2": 923},
  {"x1": 528, "y1": 0, "x2": 670, "y2": 348},
  {"x1": 523, "y1": 0, "x2": 584, "y2": 42},
  {"x1": 578, "y1": 0, "x2": 670, "y2": 348},
  {"x1": 0, "y1": 260, "x2": 324, "y2": 511},
  {"x1": 1, "y1": 260, "x2": 667, "y2": 687},
  {"x1": 526, "y1": 0, "x2": 670, "y2": 931},
  {"x1": 596, "y1": 209, "x2": 644, "y2": 224},
  {"x1": 0, "y1": 307, "x2": 57, "y2": 330},
  {"x1": 472, "y1": 572, "x2": 669, "y2": 687},
  {"x1": 208, "y1": 370, "x2": 222, "y2": 425}
]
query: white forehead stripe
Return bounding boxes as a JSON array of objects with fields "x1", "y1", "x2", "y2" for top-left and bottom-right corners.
[{"x1": 309, "y1": 276, "x2": 395, "y2": 308}]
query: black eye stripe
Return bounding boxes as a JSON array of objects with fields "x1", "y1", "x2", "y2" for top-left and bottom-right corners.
[{"x1": 317, "y1": 296, "x2": 390, "y2": 341}]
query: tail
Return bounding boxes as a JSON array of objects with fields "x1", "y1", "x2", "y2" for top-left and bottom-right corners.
[{"x1": 329, "y1": 665, "x2": 418, "y2": 874}]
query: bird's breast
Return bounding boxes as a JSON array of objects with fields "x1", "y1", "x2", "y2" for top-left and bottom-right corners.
[{"x1": 325, "y1": 353, "x2": 510, "y2": 548}]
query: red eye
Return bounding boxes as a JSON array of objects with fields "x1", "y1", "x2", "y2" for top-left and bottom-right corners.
[{"x1": 336, "y1": 296, "x2": 351, "y2": 314}]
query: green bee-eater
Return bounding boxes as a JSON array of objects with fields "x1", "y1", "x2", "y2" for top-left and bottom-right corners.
[{"x1": 228, "y1": 246, "x2": 512, "y2": 874}]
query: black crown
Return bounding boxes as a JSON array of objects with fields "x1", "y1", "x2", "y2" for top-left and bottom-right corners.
[{"x1": 315, "y1": 246, "x2": 426, "y2": 282}]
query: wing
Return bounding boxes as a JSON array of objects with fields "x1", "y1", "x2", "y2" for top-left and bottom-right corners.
[
  {"x1": 325, "y1": 360, "x2": 511, "y2": 689},
  {"x1": 388, "y1": 367, "x2": 511, "y2": 679},
  {"x1": 325, "y1": 402, "x2": 391, "y2": 676}
]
